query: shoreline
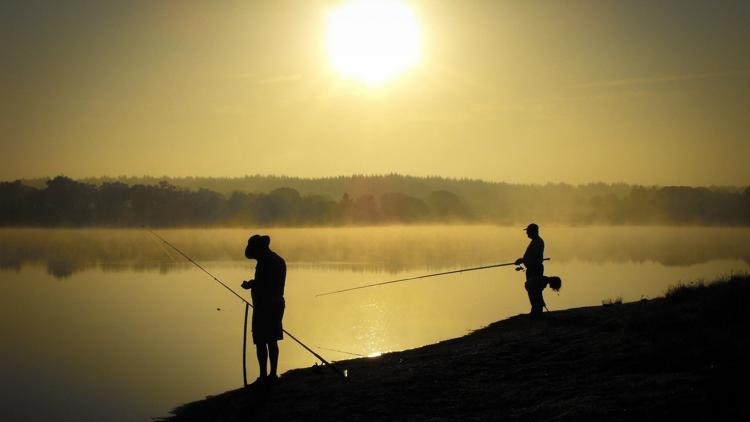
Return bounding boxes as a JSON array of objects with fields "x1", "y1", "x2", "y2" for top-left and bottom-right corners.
[{"x1": 165, "y1": 275, "x2": 750, "y2": 421}]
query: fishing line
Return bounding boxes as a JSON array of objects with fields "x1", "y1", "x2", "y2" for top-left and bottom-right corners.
[{"x1": 317, "y1": 346, "x2": 367, "y2": 357}]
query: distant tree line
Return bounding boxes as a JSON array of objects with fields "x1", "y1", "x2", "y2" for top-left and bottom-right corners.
[
  {"x1": 2, "y1": 175, "x2": 749, "y2": 226},
  {"x1": 0, "y1": 176, "x2": 472, "y2": 226}
]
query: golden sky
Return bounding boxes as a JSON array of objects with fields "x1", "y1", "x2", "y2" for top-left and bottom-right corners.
[{"x1": 2, "y1": 0, "x2": 749, "y2": 185}]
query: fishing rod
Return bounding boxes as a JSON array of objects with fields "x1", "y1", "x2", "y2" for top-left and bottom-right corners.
[
  {"x1": 147, "y1": 230, "x2": 348, "y2": 380},
  {"x1": 316, "y1": 258, "x2": 551, "y2": 297}
]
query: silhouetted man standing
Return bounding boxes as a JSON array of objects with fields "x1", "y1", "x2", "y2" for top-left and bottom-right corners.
[
  {"x1": 241, "y1": 235, "x2": 286, "y2": 384},
  {"x1": 515, "y1": 223, "x2": 546, "y2": 316}
]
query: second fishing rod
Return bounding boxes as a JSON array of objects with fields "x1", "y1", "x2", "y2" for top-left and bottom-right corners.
[{"x1": 316, "y1": 258, "x2": 551, "y2": 297}]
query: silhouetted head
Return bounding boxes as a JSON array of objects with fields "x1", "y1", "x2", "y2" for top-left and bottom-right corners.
[
  {"x1": 524, "y1": 223, "x2": 539, "y2": 239},
  {"x1": 245, "y1": 234, "x2": 271, "y2": 260}
]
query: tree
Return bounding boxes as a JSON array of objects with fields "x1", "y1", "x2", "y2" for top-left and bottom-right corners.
[
  {"x1": 428, "y1": 190, "x2": 472, "y2": 221},
  {"x1": 380, "y1": 193, "x2": 429, "y2": 222}
]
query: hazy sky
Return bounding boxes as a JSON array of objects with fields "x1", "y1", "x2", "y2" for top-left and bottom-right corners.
[{"x1": 2, "y1": 0, "x2": 749, "y2": 185}]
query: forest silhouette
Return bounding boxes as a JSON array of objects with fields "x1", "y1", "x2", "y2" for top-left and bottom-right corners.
[{"x1": 1, "y1": 175, "x2": 749, "y2": 227}]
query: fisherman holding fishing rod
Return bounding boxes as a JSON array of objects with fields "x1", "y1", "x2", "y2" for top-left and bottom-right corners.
[
  {"x1": 318, "y1": 223, "x2": 561, "y2": 318},
  {"x1": 149, "y1": 229, "x2": 347, "y2": 385},
  {"x1": 241, "y1": 235, "x2": 286, "y2": 384},
  {"x1": 515, "y1": 223, "x2": 560, "y2": 316},
  {"x1": 149, "y1": 230, "x2": 348, "y2": 387}
]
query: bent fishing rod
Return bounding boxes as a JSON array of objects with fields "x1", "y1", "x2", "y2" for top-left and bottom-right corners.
[
  {"x1": 317, "y1": 258, "x2": 551, "y2": 297},
  {"x1": 148, "y1": 230, "x2": 347, "y2": 379}
]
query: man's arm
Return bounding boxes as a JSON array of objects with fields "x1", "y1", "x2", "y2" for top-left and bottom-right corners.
[
  {"x1": 240, "y1": 279, "x2": 255, "y2": 290},
  {"x1": 517, "y1": 241, "x2": 532, "y2": 265},
  {"x1": 528, "y1": 239, "x2": 544, "y2": 265}
]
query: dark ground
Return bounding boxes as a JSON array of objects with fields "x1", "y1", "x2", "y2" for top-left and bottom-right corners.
[{"x1": 166, "y1": 275, "x2": 750, "y2": 421}]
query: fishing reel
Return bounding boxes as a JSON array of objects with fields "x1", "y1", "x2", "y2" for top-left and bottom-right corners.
[{"x1": 515, "y1": 265, "x2": 526, "y2": 272}]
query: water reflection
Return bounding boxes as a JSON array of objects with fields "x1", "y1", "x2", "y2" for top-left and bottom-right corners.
[
  {"x1": 2, "y1": 226, "x2": 750, "y2": 279},
  {"x1": 2, "y1": 226, "x2": 749, "y2": 421}
]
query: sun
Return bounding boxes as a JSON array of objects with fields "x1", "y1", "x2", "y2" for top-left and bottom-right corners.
[{"x1": 326, "y1": 0, "x2": 421, "y2": 85}]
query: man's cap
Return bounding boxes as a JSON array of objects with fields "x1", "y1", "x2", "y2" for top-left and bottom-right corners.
[
  {"x1": 248, "y1": 234, "x2": 270, "y2": 248},
  {"x1": 245, "y1": 234, "x2": 271, "y2": 258},
  {"x1": 524, "y1": 223, "x2": 539, "y2": 232}
]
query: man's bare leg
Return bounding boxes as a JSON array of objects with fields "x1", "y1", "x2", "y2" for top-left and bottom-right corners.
[{"x1": 268, "y1": 341, "x2": 279, "y2": 378}]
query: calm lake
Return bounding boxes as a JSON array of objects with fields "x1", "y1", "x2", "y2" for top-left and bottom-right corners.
[{"x1": 2, "y1": 226, "x2": 749, "y2": 421}]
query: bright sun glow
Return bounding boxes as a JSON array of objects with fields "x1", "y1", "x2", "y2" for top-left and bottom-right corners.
[{"x1": 326, "y1": 0, "x2": 421, "y2": 85}]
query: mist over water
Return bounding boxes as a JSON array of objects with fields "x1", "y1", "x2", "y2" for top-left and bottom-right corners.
[
  {"x1": 2, "y1": 226, "x2": 749, "y2": 277},
  {"x1": 1, "y1": 226, "x2": 749, "y2": 421}
]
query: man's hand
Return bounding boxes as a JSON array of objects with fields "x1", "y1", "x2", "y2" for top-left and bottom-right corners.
[
  {"x1": 241, "y1": 280, "x2": 255, "y2": 290},
  {"x1": 514, "y1": 258, "x2": 523, "y2": 265}
]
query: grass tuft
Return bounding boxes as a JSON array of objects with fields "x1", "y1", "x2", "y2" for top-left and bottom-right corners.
[{"x1": 602, "y1": 296, "x2": 623, "y2": 306}]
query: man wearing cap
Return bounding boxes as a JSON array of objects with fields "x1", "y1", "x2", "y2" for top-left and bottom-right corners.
[
  {"x1": 241, "y1": 234, "x2": 286, "y2": 384},
  {"x1": 515, "y1": 224, "x2": 546, "y2": 316}
]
